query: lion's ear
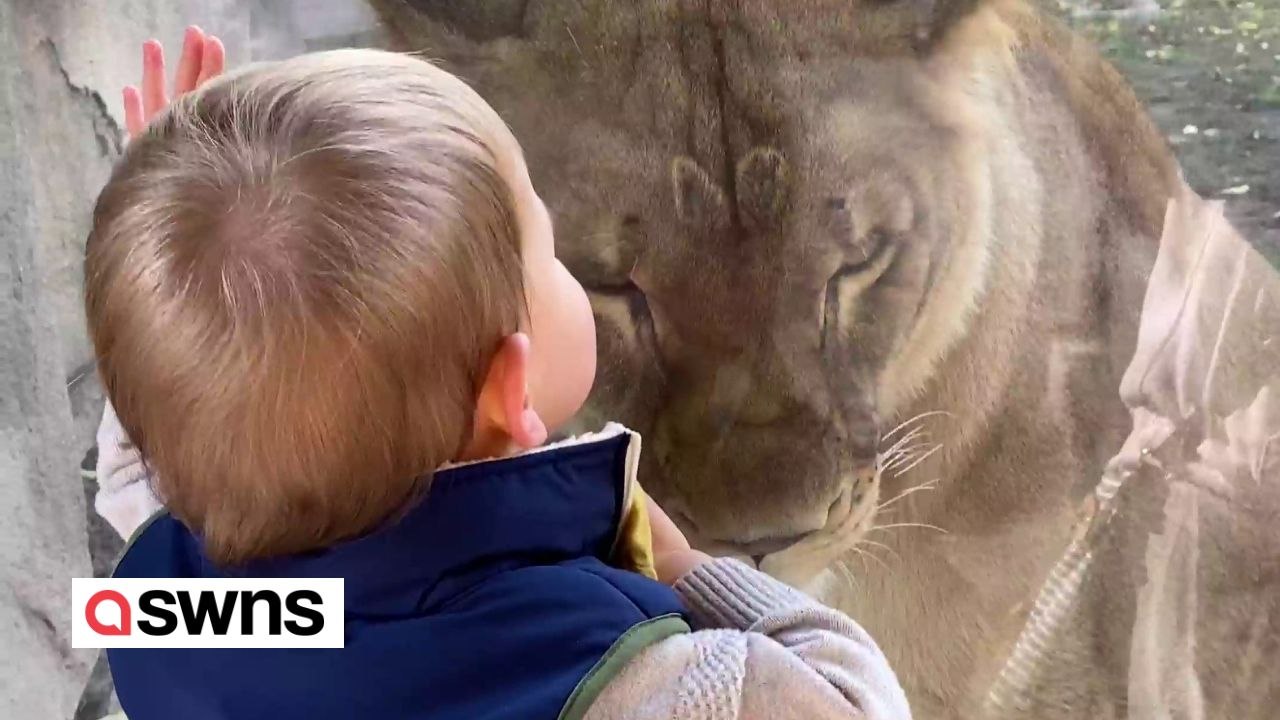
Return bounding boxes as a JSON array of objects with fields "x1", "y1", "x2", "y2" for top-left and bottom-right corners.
[
  {"x1": 737, "y1": 148, "x2": 790, "y2": 234},
  {"x1": 851, "y1": 0, "x2": 985, "y2": 54},
  {"x1": 369, "y1": 0, "x2": 529, "y2": 51},
  {"x1": 672, "y1": 158, "x2": 730, "y2": 232},
  {"x1": 917, "y1": 0, "x2": 986, "y2": 49}
]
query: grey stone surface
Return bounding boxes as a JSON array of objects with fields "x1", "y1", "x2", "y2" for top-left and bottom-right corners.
[{"x1": 0, "y1": 2, "x2": 379, "y2": 718}]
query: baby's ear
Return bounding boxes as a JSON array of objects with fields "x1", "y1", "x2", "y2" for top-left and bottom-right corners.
[{"x1": 495, "y1": 334, "x2": 549, "y2": 451}]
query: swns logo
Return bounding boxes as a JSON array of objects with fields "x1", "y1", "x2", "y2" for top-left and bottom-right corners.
[{"x1": 72, "y1": 579, "x2": 344, "y2": 649}]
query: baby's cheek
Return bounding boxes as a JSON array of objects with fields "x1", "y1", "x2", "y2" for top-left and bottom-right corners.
[
  {"x1": 559, "y1": 266, "x2": 598, "y2": 415},
  {"x1": 568, "y1": 268, "x2": 598, "y2": 372},
  {"x1": 534, "y1": 264, "x2": 598, "y2": 430}
]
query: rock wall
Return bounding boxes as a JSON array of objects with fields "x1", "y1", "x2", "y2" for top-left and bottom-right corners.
[{"x1": 0, "y1": 3, "x2": 379, "y2": 718}]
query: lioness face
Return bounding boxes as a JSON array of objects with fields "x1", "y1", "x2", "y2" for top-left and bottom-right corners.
[
  {"x1": 379, "y1": 0, "x2": 997, "y2": 583},
  {"x1": 536, "y1": 59, "x2": 990, "y2": 583}
]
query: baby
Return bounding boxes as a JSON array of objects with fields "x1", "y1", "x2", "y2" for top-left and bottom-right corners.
[{"x1": 89, "y1": 29, "x2": 911, "y2": 720}]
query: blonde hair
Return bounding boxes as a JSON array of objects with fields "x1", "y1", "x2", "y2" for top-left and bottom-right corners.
[{"x1": 85, "y1": 49, "x2": 526, "y2": 564}]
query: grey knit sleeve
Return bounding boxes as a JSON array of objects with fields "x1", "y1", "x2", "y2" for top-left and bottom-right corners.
[{"x1": 673, "y1": 558, "x2": 913, "y2": 720}]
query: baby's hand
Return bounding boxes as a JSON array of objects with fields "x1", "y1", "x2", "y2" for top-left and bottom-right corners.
[
  {"x1": 123, "y1": 25, "x2": 225, "y2": 139},
  {"x1": 646, "y1": 496, "x2": 713, "y2": 585}
]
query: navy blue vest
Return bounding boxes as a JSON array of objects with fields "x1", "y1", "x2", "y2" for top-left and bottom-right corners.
[{"x1": 108, "y1": 432, "x2": 688, "y2": 720}]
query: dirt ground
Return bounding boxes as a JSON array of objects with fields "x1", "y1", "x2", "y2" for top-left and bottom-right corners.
[{"x1": 1059, "y1": 0, "x2": 1280, "y2": 265}]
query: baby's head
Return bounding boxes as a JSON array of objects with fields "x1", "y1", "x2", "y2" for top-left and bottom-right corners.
[{"x1": 85, "y1": 49, "x2": 596, "y2": 564}]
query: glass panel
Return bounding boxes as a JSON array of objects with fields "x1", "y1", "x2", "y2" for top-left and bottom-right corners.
[{"x1": 30, "y1": 1, "x2": 1273, "y2": 717}]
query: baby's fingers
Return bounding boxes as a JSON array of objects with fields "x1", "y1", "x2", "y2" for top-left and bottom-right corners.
[
  {"x1": 196, "y1": 35, "x2": 225, "y2": 87},
  {"x1": 123, "y1": 86, "x2": 144, "y2": 139},
  {"x1": 141, "y1": 40, "x2": 167, "y2": 119},
  {"x1": 173, "y1": 26, "x2": 206, "y2": 95}
]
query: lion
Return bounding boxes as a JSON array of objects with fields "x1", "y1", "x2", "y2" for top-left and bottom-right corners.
[{"x1": 371, "y1": 1, "x2": 1180, "y2": 716}]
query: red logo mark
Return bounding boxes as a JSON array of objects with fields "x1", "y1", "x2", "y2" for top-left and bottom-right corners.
[{"x1": 86, "y1": 590, "x2": 131, "y2": 636}]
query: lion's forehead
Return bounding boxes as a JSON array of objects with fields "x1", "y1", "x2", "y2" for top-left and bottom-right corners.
[{"x1": 509, "y1": 2, "x2": 972, "y2": 173}]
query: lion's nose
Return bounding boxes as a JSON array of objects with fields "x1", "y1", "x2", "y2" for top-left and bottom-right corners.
[{"x1": 851, "y1": 463, "x2": 878, "y2": 502}]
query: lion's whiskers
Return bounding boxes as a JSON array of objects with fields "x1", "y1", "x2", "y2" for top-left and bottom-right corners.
[
  {"x1": 880, "y1": 441, "x2": 933, "y2": 472},
  {"x1": 835, "y1": 558, "x2": 862, "y2": 593},
  {"x1": 870, "y1": 521, "x2": 950, "y2": 536},
  {"x1": 881, "y1": 426, "x2": 928, "y2": 459},
  {"x1": 881, "y1": 410, "x2": 954, "y2": 442},
  {"x1": 857, "y1": 538, "x2": 902, "y2": 564},
  {"x1": 878, "y1": 410, "x2": 951, "y2": 479},
  {"x1": 850, "y1": 545, "x2": 892, "y2": 574},
  {"x1": 879, "y1": 445, "x2": 929, "y2": 474},
  {"x1": 811, "y1": 415, "x2": 950, "y2": 590},
  {"x1": 891, "y1": 443, "x2": 942, "y2": 478},
  {"x1": 876, "y1": 478, "x2": 941, "y2": 512},
  {"x1": 821, "y1": 411, "x2": 949, "y2": 583},
  {"x1": 881, "y1": 434, "x2": 929, "y2": 458}
]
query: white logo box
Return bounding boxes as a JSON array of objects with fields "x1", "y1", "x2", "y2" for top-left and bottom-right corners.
[{"x1": 72, "y1": 578, "x2": 345, "y2": 649}]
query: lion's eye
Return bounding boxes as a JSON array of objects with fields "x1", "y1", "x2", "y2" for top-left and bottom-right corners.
[
  {"x1": 587, "y1": 272, "x2": 658, "y2": 363},
  {"x1": 572, "y1": 215, "x2": 644, "y2": 289},
  {"x1": 583, "y1": 264, "x2": 653, "y2": 319},
  {"x1": 577, "y1": 215, "x2": 656, "y2": 337},
  {"x1": 846, "y1": 228, "x2": 894, "y2": 273},
  {"x1": 820, "y1": 229, "x2": 897, "y2": 341},
  {"x1": 619, "y1": 276, "x2": 655, "y2": 325}
]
